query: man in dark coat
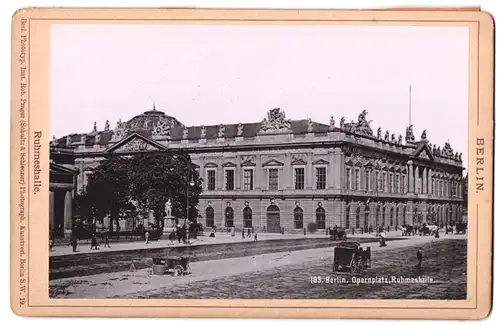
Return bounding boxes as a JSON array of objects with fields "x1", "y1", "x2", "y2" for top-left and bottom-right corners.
[{"x1": 416, "y1": 248, "x2": 423, "y2": 270}]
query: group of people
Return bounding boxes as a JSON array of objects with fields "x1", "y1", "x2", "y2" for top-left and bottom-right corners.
[{"x1": 241, "y1": 228, "x2": 258, "y2": 241}]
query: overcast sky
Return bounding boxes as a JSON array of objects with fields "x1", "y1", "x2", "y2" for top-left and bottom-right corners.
[{"x1": 50, "y1": 24, "x2": 469, "y2": 166}]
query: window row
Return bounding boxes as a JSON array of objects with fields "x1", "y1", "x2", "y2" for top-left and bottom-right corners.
[
  {"x1": 344, "y1": 168, "x2": 407, "y2": 194},
  {"x1": 205, "y1": 167, "x2": 327, "y2": 191}
]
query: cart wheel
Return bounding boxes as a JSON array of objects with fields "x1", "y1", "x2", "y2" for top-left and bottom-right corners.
[{"x1": 175, "y1": 265, "x2": 185, "y2": 276}]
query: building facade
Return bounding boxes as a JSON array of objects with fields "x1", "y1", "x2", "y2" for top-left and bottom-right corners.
[{"x1": 50, "y1": 107, "x2": 465, "y2": 235}]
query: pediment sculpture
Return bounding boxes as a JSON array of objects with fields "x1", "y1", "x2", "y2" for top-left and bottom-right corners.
[
  {"x1": 258, "y1": 108, "x2": 292, "y2": 134},
  {"x1": 442, "y1": 142, "x2": 454, "y2": 157},
  {"x1": 66, "y1": 136, "x2": 72, "y2": 146},
  {"x1": 182, "y1": 127, "x2": 189, "y2": 140},
  {"x1": 81, "y1": 135, "x2": 86, "y2": 144},
  {"x1": 95, "y1": 133, "x2": 101, "y2": 145},
  {"x1": 200, "y1": 126, "x2": 207, "y2": 139}
]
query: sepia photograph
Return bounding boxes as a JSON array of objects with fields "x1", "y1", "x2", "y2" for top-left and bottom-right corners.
[{"x1": 46, "y1": 23, "x2": 470, "y2": 300}]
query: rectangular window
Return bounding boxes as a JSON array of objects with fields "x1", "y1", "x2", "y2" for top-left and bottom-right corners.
[
  {"x1": 375, "y1": 171, "x2": 379, "y2": 192},
  {"x1": 316, "y1": 167, "x2": 326, "y2": 190},
  {"x1": 395, "y1": 174, "x2": 400, "y2": 194},
  {"x1": 345, "y1": 168, "x2": 351, "y2": 190},
  {"x1": 382, "y1": 173, "x2": 387, "y2": 192},
  {"x1": 402, "y1": 175, "x2": 406, "y2": 193},
  {"x1": 389, "y1": 174, "x2": 394, "y2": 193},
  {"x1": 207, "y1": 170, "x2": 216, "y2": 191},
  {"x1": 268, "y1": 169, "x2": 279, "y2": 190},
  {"x1": 294, "y1": 168, "x2": 305, "y2": 190},
  {"x1": 225, "y1": 169, "x2": 234, "y2": 190},
  {"x1": 243, "y1": 169, "x2": 253, "y2": 190},
  {"x1": 354, "y1": 169, "x2": 360, "y2": 190},
  {"x1": 365, "y1": 170, "x2": 370, "y2": 191}
]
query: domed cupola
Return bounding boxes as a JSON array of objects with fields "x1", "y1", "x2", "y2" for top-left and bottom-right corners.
[{"x1": 126, "y1": 105, "x2": 184, "y2": 132}]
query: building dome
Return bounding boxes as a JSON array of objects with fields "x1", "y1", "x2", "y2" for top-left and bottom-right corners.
[{"x1": 126, "y1": 107, "x2": 184, "y2": 132}]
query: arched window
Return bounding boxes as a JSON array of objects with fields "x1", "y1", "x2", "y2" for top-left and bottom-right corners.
[
  {"x1": 402, "y1": 206, "x2": 406, "y2": 224},
  {"x1": 355, "y1": 206, "x2": 360, "y2": 228},
  {"x1": 225, "y1": 207, "x2": 234, "y2": 227},
  {"x1": 395, "y1": 207, "x2": 399, "y2": 228},
  {"x1": 243, "y1": 207, "x2": 252, "y2": 228},
  {"x1": 206, "y1": 207, "x2": 214, "y2": 227},
  {"x1": 316, "y1": 207, "x2": 326, "y2": 229},
  {"x1": 294, "y1": 207, "x2": 304, "y2": 229}
]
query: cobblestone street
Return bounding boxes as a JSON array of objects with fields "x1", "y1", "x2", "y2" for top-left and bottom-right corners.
[{"x1": 50, "y1": 235, "x2": 466, "y2": 299}]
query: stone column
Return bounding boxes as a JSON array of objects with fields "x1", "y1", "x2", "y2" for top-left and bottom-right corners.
[
  {"x1": 428, "y1": 169, "x2": 433, "y2": 196},
  {"x1": 255, "y1": 154, "x2": 262, "y2": 190},
  {"x1": 283, "y1": 153, "x2": 291, "y2": 190},
  {"x1": 408, "y1": 161, "x2": 414, "y2": 193},
  {"x1": 64, "y1": 190, "x2": 72, "y2": 233},
  {"x1": 414, "y1": 165, "x2": 419, "y2": 193},
  {"x1": 306, "y1": 153, "x2": 313, "y2": 189},
  {"x1": 328, "y1": 150, "x2": 335, "y2": 189},
  {"x1": 423, "y1": 167, "x2": 428, "y2": 194},
  {"x1": 49, "y1": 190, "x2": 55, "y2": 230},
  {"x1": 332, "y1": 148, "x2": 343, "y2": 190}
]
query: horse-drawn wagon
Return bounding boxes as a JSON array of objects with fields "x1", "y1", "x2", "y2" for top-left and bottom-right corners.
[{"x1": 333, "y1": 241, "x2": 371, "y2": 274}]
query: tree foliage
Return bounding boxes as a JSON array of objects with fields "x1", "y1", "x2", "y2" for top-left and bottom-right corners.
[{"x1": 79, "y1": 152, "x2": 202, "y2": 232}]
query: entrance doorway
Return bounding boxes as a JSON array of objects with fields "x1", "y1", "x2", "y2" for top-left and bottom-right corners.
[{"x1": 266, "y1": 204, "x2": 281, "y2": 233}]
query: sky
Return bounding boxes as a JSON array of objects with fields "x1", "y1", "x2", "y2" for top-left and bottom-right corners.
[{"x1": 50, "y1": 24, "x2": 469, "y2": 166}]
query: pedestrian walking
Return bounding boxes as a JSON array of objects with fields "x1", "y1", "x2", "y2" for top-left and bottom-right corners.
[
  {"x1": 90, "y1": 234, "x2": 99, "y2": 250},
  {"x1": 416, "y1": 247, "x2": 423, "y2": 270},
  {"x1": 49, "y1": 236, "x2": 54, "y2": 251},
  {"x1": 247, "y1": 228, "x2": 251, "y2": 238},
  {"x1": 71, "y1": 236, "x2": 78, "y2": 252},
  {"x1": 145, "y1": 231, "x2": 150, "y2": 244},
  {"x1": 254, "y1": 233, "x2": 258, "y2": 242},
  {"x1": 104, "y1": 235, "x2": 110, "y2": 248},
  {"x1": 242, "y1": 229, "x2": 245, "y2": 239}
]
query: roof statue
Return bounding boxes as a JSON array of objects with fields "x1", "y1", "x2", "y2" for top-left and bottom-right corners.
[
  {"x1": 307, "y1": 118, "x2": 314, "y2": 133},
  {"x1": 50, "y1": 136, "x2": 58, "y2": 147},
  {"x1": 455, "y1": 152, "x2": 459, "y2": 160},
  {"x1": 218, "y1": 124, "x2": 225, "y2": 138},
  {"x1": 66, "y1": 136, "x2": 72, "y2": 146},
  {"x1": 397, "y1": 134, "x2": 403, "y2": 145},
  {"x1": 432, "y1": 144, "x2": 437, "y2": 155},
  {"x1": 93, "y1": 121, "x2": 97, "y2": 132},
  {"x1": 377, "y1": 127, "x2": 382, "y2": 139},
  {"x1": 421, "y1": 129, "x2": 427, "y2": 141},
  {"x1": 442, "y1": 141, "x2": 454, "y2": 157},
  {"x1": 384, "y1": 130, "x2": 390, "y2": 141},
  {"x1": 340, "y1": 117, "x2": 345, "y2": 129},
  {"x1": 437, "y1": 146, "x2": 441, "y2": 156},
  {"x1": 200, "y1": 126, "x2": 207, "y2": 139},
  {"x1": 258, "y1": 108, "x2": 292, "y2": 134},
  {"x1": 405, "y1": 125, "x2": 415, "y2": 143},
  {"x1": 112, "y1": 118, "x2": 129, "y2": 141},
  {"x1": 342, "y1": 110, "x2": 374, "y2": 136},
  {"x1": 237, "y1": 123, "x2": 244, "y2": 136},
  {"x1": 329, "y1": 116, "x2": 335, "y2": 131},
  {"x1": 182, "y1": 127, "x2": 189, "y2": 140},
  {"x1": 459, "y1": 153, "x2": 462, "y2": 161},
  {"x1": 391, "y1": 133, "x2": 396, "y2": 143},
  {"x1": 104, "y1": 120, "x2": 110, "y2": 131}
]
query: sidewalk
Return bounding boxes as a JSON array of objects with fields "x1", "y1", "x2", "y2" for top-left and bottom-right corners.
[
  {"x1": 50, "y1": 232, "x2": 331, "y2": 257},
  {"x1": 49, "y1": 229, "x2": 432, "y2": 257}
]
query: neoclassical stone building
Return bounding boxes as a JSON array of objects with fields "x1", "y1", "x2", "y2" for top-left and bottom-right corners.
[{"x1": 50, "y1": 107, "x2": 465, "y2": 235}]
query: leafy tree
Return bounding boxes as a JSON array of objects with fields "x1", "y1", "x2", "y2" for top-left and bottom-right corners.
[
  {"x1": 85, "y1": 156, "x2": 135, "y2": 232},
  {"x1": 128, "y1": 152, "x2": 203, "y2": 228}
]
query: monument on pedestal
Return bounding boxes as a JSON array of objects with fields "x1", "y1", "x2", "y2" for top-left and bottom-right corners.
[{"x1": 163, "y1": 199, "x2": 176, "y2": 234}]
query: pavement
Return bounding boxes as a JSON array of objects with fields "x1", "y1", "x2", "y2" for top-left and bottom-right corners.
[
  {"x1": 49, "y1": 233, "x2": 466, "y2": 299},
  {"x1": 50, "y1": 231, "x2": 403, "y2": 257}
]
